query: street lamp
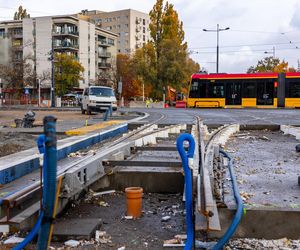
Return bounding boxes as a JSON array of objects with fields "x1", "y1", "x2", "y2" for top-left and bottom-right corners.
[
  {"x1": 264, "y1": 46, "x2": 275, "y2": 58},
  {"x1": 203, "y1": 24, "x2": 230, "y2": 73}
]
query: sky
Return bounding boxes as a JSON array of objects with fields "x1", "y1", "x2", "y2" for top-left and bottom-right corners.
[{"x1": 1, "y1": 0, "x2": 300, "y2": 73}]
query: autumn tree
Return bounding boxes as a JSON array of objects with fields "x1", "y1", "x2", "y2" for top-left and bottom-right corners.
[
  {"x1": 247, "y1": 56, "x2": 296, "y2": 73},
  {"x1": 116, "y1": 54, "x2": 143, "y2": 100},
  {"x1": 14, "y1": 6, "x2": 30, "y2": 20},
  {"x1": 133, "y1": 0, "x2": 199, "y2": 99},
  {"x1": 54, "y1": 53, "x2": 84, "y2": 96},
  {"x1": 0, "y1": 55, "x2": 36, "y2": 91}
]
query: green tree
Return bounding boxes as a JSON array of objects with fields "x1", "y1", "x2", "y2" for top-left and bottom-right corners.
[
  {"x1": 247, "y1": 56, "x2": 295, "y2": 73},
  {"x1": 134, "y1": 0, "x2": 199, "y2": 99},
  {"x1": 14, "y1": 6, "x2": 30, "y2": 20},
  {"x1": 54, "y1": 54, "x2": 84, "y2": 96}
]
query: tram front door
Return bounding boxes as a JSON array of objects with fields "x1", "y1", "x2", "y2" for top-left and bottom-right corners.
[
  {"x1": 257, "y1": 81, "x2": 274, "y2": 105},
  {"x1": 225, "y1": 82, "x2": 242, "y2": 105}
]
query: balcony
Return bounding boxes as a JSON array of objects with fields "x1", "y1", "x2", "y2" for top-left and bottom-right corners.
[
  {"x1": 53, "y1": 30, "x2": 79, "y2": 37},
  {"x1": 98, "y1": 62, "x2": 111, "y2": 69},
  {"x1": 98, "y1": 52, "x2": 111, "y2": 58},
  {"x1": 136, "y1": 26, "x2": 141, "y2": 32},
  {"x1": 10, "y1": 31, "x2": 23, "y2": 39},
  {"x1": 53, "y1": 43, "x2": 79, "y2": 50},
  {"x1": 98, "y1": 39, "x2": 109, "y2": 46},
  {"x1": 12, "y1": 44, "x2": 23, "y2": 50}
]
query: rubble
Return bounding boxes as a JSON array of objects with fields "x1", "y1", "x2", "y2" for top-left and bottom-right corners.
[
  {"x1": 3, "y1": 236, "x2": 24, "y2": 244},
  {"x1": 226, "y1": 237, "x2": 300, "y2": 249},
  {"x1": 64, "y1": 239, "x2": 80, "y2": 247},
  {"x1": 161, "y1": 216, "x2": 171, "y2": 222}
]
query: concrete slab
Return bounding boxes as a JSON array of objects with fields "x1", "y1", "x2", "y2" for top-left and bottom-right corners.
[
  {"x1": 0, "y1": 123, "x2": 128, "y2": 185},
  {"x1": 209, "y1": 207, "x2": 300, "y2": 240},
  {"x1": 110, "y1": 166, "x2": 184, "y2": 193},
  {"x1": 52, "y1": 218, "x2": 102, "y2": 241}
]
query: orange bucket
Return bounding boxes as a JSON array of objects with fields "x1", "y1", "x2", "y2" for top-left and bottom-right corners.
[{"x1": 125, "y1": 187, "x2": 143, "y2": 218}]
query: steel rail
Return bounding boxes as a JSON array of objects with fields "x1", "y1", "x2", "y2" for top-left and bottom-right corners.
[{"x1": 1, "y1": 112, "x2": 167, "y2": 212}]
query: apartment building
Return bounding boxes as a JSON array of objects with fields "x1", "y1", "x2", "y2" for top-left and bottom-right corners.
[
  {"x1": 0, "y1": 14, "x2": 118, "y2": 92},
  {"x1": 84, "y1": 9, "x2": 150, "y2": 54}
]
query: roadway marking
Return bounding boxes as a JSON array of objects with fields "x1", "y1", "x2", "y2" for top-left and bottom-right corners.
[{"x1": 65, "y1": 120, "x2": 125, "y2": 136}]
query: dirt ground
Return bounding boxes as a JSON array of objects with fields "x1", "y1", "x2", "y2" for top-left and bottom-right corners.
[
  {"x1": 225, "y1": 130, "x2": 300, "y2": 208},
  {"x1": 52, "y1": 192, "x2": 186, "y2": 250},
  {"x1": 0, "y1": 110, "x2": 90, "y2": 127},
  {"x1": 0, "y1": 132, "x2": 38, "y2": 157},
  {"x1": 0, "y1": 132, "x2": 67, "y2": 157}
]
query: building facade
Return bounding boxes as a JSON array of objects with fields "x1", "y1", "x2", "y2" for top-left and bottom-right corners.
[
  {"x1": 84, "y1": 9, "x2": 150, "y2": 54},
  {"x1": 0, "y1": 14, "x2": 118, "y2": 93}
]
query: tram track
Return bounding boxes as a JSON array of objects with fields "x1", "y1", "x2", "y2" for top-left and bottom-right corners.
[{"x1": 0, "y1": 111, "x2": 185, "y2": 229}]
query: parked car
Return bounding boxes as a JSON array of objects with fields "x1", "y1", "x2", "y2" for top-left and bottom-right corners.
[{"x1": 81, "y1": 86, "x2": 117, "y2": 115}]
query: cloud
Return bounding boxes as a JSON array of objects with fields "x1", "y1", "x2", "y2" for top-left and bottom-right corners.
[
  {"x1": 290, "y1": 2, "x2": 300, "y2": 28},
  {"x1": 1, "y1": 0, "x2": 299, "y2": 72}
]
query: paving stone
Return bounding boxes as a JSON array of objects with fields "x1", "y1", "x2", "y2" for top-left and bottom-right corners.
[{"x1": 52, "y1": 218, "x2": 102, "y2": 241}]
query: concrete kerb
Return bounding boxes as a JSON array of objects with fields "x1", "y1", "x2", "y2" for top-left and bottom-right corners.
[
  {"x1": 0, "y1": 124, "x2": 128, "y2": 185},
  {"x1": 0, "y1": 112, "x2": 149, "y2": 185}
]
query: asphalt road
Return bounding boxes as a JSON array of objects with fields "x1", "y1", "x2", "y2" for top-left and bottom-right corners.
[{"x1": 123, "y1": 108, "x2": 300, "y2": 125}]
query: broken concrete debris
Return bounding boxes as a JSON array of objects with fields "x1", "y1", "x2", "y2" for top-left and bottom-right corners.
[
  {"x1": 3, "y1": 236, "x2": 24, "y2": 244},
  {"x1": 99, "y1": 201, "x2": 110, "y2": 207},
  {"x1": 161, "y1": 215, "x2": 171, "y2": 222},
  {"x1": 64, "y1": 239, "x2": 80, "y2": 247}
]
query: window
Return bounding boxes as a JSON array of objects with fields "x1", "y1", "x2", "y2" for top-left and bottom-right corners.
[
  {"x1": 143, "y1": 27, "x2": 145, "y2": 33},
  {"x1": 125, "y1": 24, "x2": 129, "y2": 28},
  {"x1": 125, "y1": 32, "x2": 129, "y2": 36},
  {"x1": 108, "y1": 38, "x2": 114, "y2": 45},
  {"x1": 113, "y1": 17, "x2": 116, "y2": 21},
  {"x1": 288, "y1": 80, "x2": 300, "y2": 97},
  {"x1": 117, "y1": 25, "x2": 121, "y2": 29},
  {"x1": 209, "y1": 82, "x2": 224, "y2": 98},
  {"x1": 143, "y1": 35, "x2": 145, "y2": 41},
  {"x1": 0, "y1": 29, "x2": 5, "y2": 37},
  {"x1": 90, "y1": 87, "x2": 115, "y2": 97},
  {"x1": 143, "y1": 19, "x2": 145, "y2": 25},
  {"x1": 189, "y1": 80, "x2": 207, "y2": 98},
  {"x1": 243, "y1": 81, "x2": 256, "y2": 98}
]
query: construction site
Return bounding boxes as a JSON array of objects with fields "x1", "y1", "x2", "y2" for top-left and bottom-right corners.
[{"x1": 0, "y1": 107, "x2": 299, "y2": 249}]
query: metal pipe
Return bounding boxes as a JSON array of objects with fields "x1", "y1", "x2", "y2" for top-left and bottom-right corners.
[
  {"x1": 176, "y1": 133, "x2": 195, "y2": 250},
  {"x1": 37, "y1": 116, "x2": 57, "y2": 249}
]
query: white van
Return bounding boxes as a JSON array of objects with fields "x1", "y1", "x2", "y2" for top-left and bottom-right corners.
[{"x1": 81, "y1": 86, "x2": 117, "y2": 115}]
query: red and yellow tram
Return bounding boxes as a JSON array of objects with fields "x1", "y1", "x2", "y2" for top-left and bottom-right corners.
[{"x1": 187, "y1": 72, "x2": 300, "y2": 108}]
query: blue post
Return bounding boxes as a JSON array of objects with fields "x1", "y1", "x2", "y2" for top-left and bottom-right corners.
[
  {"x1": 176, "y1": 134, "x2": 195, "y2": 250},
  {"x1": 103, "y1": 107, "x2": 109, "y2": 121},
  {"x1": 109, "y1": 104, "x2": 112, "y2": 117},
  {"x1": 37, "y1": 116, "x2": 57, "y2": 249}
]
